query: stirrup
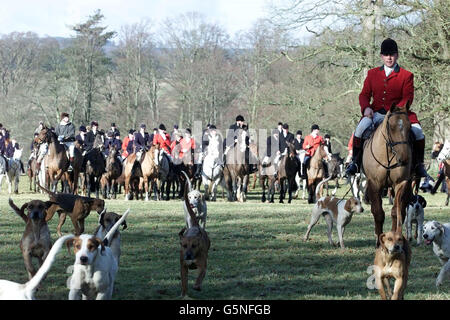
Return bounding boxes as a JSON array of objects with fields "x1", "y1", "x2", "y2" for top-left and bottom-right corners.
[{"x1": 345, "y1": 162, "x2": 359, "y2": 176}]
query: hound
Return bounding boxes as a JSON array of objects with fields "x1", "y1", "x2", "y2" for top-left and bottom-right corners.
[
  {"x1": 374, "y1": 231, "x2": 411, "y2": 300},
  {"x1": 304, "y1": 178, "x2": 364, "y2": 248},
  {"x1": 94, "y1": 210, "x2": 128, "y2": 266},
  {"x1": 66, "y1": 209, "x2": 130, "y2": 300},
  {"x1": 181, "y1": 171, "x2": 207, "y2": 229},
  {"x1": 423, "y1": 220, "x2": 450, "y2": 288},
  {"x1": 405, "y1": 195, "x2": 426, "y2": 245},
  {"x1": 8, "y1": 199, "x2": 54, "y2": 279}
]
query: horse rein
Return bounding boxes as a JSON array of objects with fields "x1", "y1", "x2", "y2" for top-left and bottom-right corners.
[{"x1": 370, "y1": 111, "x2": 410, "y2": 171}]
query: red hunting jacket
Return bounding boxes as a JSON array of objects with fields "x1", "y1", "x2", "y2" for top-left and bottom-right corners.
[
  {"x1": 153, "y1": 132, "x2": 171, "y2": 154},
  {"x1": 303, "y1": 134, "x2": 325, "y2": 157},
  {"x1": 359, "y1": 65, "x2": 419, "y2": 124}
]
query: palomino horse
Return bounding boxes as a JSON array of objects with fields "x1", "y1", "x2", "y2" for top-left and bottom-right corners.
[
  {"x1": 223, "y1": 128, "x2": 249, "y2": 202},
  {"x1": 84, "y1": 134, "x2": 105, "y2": 198},
  {"x1": 306, "y1": 144, "x2": 329, "y2": 204},
  {"x1": 35, "y1": 127, "x2": 83, "y2": 194},
  {"x1": 102, "y1": 145, "x2": 122, "y2": 199},
  {"x1": 201, "y1": 134, "x2": 224, "y2": 201},
  {"x1": 362, "y1": 104, "x2": 413, "y2": 246},
  {"x1": 277, "y1": 142, "x2": 300, "y2": 203}
]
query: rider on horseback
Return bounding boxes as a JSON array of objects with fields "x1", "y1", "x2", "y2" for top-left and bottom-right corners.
[
  {"x1": 345, "y1": 38, "x2": 429, "y2": 179},
  {"x1": 275, "y1": 123, "x2": 294, "y2": 165},
  {"x1": 153, "y1": 123, "x2": 173, "y2": 164},
  {"x1": 55, "y1": 112, "x2": 76, "y2": 172},
  {"x1": 134, "y1": 124, "x2": 151, "y2": 162},
  {"x1": 302, "y1": 124, "x2": 329, "y2": 179}
]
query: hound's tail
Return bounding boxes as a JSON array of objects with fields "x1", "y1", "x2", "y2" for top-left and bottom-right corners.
[
  {"x1": 181, "y1": 170, "x2": 192, "y2": 191},
  {"x1": 103, "y1": 209, "x2": 130, "y2": 245},
  {"x1": 36, "y1": 182, "x2": 56, "y2": 197},
  {"x1": 24, "y1": 234, "x2": 75, "y2": 297},
  {"x1": 315, "y1": 176, "x2": 332, "y2": 200}
]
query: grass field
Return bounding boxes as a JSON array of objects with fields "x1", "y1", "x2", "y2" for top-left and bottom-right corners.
[{"x1": 0, "y1": 176, "x2": 449, "y2": 300}]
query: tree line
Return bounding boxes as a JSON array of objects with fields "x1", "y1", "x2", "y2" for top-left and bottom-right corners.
[{"x1": 0, "y1": 2, "x2": 448, "y2": 158}]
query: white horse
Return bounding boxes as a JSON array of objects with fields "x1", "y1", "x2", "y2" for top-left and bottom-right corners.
[
  {"x1": 437, "y1": 140, "x2": 450, "y2": 162},
  {"x1": 0, "y1": 148, "x2": 23, "y2": 194},
  {"x1": 201, "y1": 134, "x2": 224, "y2": 201}
]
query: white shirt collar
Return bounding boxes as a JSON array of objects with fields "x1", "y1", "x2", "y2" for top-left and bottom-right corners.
[{"x1": 384, "y1": 63, "x2": 397, "y2": 77}]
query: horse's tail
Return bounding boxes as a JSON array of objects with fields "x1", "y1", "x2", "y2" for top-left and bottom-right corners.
[{"x1": 315, "y1": 176, "x2": 332, "y2": 200}]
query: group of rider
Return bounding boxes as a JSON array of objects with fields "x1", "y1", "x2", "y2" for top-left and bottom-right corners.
[{"x1": 30, "y1": 39, "x2": 431, "y2": 182}]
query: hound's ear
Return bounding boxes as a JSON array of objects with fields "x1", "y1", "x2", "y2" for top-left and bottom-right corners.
[
  {"x1": 179, "y1": 228, "x2": 187, "y2": 240},
  {"x1": 66, "y1": 238, "x2": 75, "y2": 254},
  {"x1": 379, "y1": 233, "x2": 387, "y2": 251},
  {"x1": 405, "y1": 100, "x2": 411, "y2": 111},
  {"x1": 389, "y1": 102, "x2": 397, "y2": 112},
  {"x1": 437, "y1": 223, "x2": 445, "y2": 235},
  {"x1": 44, "y1": 201, "x2": 57, "y2": 210},
  {"x1": 93, "y1": 237, "x2": 106, "y2": 254},
  {"x1": 419, "y1": 196, "x2": 427, "y2": 208}
]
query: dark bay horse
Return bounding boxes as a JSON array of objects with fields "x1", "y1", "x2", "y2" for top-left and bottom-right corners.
[
  {"x1": 362, "y1": 103, "x2": 413, "y2": 246},
  {"x1": 35, "y1": 127, "x2": 83, "y2": 194},
  {"x1": 102, "y1": 145, "x2": 122, "y2": 199},
  {"x1": 277, "y1": 142, "x2": 300, "y2": 203}
]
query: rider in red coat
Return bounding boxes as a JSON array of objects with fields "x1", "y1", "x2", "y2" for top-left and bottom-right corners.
[
  {"x1": 153, "y1": 124, "x2": 172, "y2": 159},
  {"x1": 346, "y1": 38, "x2": 428, "y2": 178}
]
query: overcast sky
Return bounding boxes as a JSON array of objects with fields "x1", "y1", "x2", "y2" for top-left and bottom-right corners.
[{"x1": 0, "y1": 0, "x2": 274, "y2": 38}]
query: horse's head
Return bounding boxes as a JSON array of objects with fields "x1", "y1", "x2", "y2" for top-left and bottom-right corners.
[
  {"x1": 149, "y1": 143, "x2": 160, "y2": 166},
  {"x1": 108, "y1": 145, "x2": 117, "y2": 158},
  {"x1": 432, "y1": 141, "x2": 444, "y2": 159},
  {"x1": 437, "y1": 140, "x2": 450, "y2": 162},
  {"x1": 386, "y1": 102, "x2": 411, "y2": 164},
  {"x1": 35, "y1": 126, "x2": 52, "y2": 145},
  {"x1": 286, "y1": 142, "x2": 297, "y2": 160},
  {"x1": 13, "y1": 148, "x2": 23, "y2": 160}
]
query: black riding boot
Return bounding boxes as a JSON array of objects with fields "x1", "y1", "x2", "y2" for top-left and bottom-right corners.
[
  {"x1": 431, "y1": 168, "x2": 445, "y2": 195},
  {"x1": 322, "y1": 160, "x2": 329, "y2": 178},
  {"x1": 194, "y1": 163, "x2": 202, "y2": 179},
  {"x1": 302, "y1": 157, "x2": 310, "y2": 179},
  {"x1": 345, "y1": 137, "x2": 363, "y2": 176},
  {"x1": 413, "y1": 139, "x2": 429, "y2": 178}
]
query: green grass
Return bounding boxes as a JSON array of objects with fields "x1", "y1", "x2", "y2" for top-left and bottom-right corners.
[{"x1": 0, "y1": 176, "x2": 449, "y2": 300}]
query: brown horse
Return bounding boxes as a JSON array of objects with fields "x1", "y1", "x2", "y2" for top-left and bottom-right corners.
[
  {"x1": 27, "y1": 148, "x2": 39, "y2": 192},
  {"x1": 362, "y1": 104, "x2": 413, "y2": 246},
  {"x1": 278, "y1": 142, "x2": 300, "y2": 203},
  {"x1": 123, "y1": 144, "x2": 162, "y2": 201},
  {"x1": 35, "y1": 127, "x2": 83, "y2": 194},
  {"x1": 102, "y1": 145, "x2": 122, "y2": 199},
  {"x1": 223, "y1": 128, "x2": 249, "y2": 202},
  {"x1": 306, "y1": 144, "x2": 329, "y2": 204}
]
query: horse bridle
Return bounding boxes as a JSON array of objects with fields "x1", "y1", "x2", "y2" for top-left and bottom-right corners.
[
  {"x1": 370, "y1": 111, "x2": 410, "y2": 171},
  {"x1": 35, "y1": 128, "x2": 51, "y2": 145}
]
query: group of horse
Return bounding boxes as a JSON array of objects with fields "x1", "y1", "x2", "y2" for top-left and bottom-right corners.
[
  {"x1": 24, "y1": 124, "x2": 343, "y2": 205},
  {"x1": 24, "y1": 104, "x2": 448, "y2": 247}
]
